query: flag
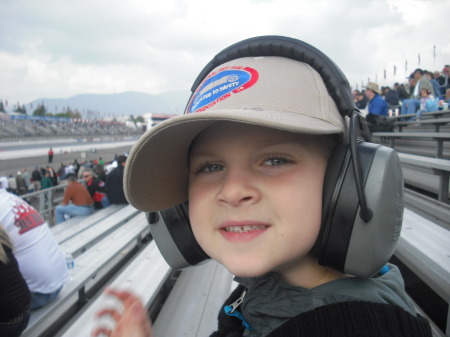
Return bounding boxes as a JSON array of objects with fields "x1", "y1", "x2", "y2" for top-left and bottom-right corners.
[
  {"x1": 433, "y1": 45, "x2": 436, "y2": 60},
  {"x1": 394, "y1": 65, "x2": 397, "y2": 76},
  {"x1": 418, "y1": 53, "x2": 421, "y2": 66},
  {"x1": 405, "y1": 59, "x2": 407, "y2": 71},
  {"x1": 384, "y1": 69, "x2": 386, "y2": 80}
]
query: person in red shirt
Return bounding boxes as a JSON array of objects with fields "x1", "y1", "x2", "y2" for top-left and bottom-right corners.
[{"x1": 48, "y1": 148, "x2": 54, "y2": 164}]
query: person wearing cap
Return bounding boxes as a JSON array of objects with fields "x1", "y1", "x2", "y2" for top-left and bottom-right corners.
[
  {"x1": 364, "y1": 82, "x2": 388, "y2": 116},
  {"x1": 400, "y1": 68, "x2": 435, "y2": 117},
  {"x1": 93, "y1": 37, "x2": 431, "y2": 337}
]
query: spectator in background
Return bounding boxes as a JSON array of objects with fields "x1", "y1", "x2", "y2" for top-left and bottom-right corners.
[
  {"x1": 407, "y1": 73, "x2": 416, "y2": 98},
  {"x1": 72, "y1": 159, "x2": 80, "y2": 178},
  {"x1": 94, "y1": 164, "x2": 107, "y2": 183},
  {"x1": 383, "y1": 86, "x2": 400, "y2": 112},
  {"x1": 98, "y1": 157, "x2": 105, "y2": 167},
  {"x1": 365, "y1": 82, "x2": 388, "y2": 116},
  {"x1": 425, "y1": 71, "x2": 441, "y2": 100},
  {"x1": 0, "y1": 174, "x2": 8, "y2": 190},
  {"x1": 416, "y1": 88, "x2": 438, "y2": 120},
  {"x1": 0, "y1": 190, "x2": 69, "y2": 310},
  {"x1": 64, "y1": 163, "x2": 75, "y2": 179},
  {"x1": 0, "y1": 225, "x2": 31, "y2": 337},
  {"x1": 41, "y1": 170, "x2": 54, "y2": 190},
  {"x1": 401, "y1": 69, "x2": 435, "y2": 116},
  {"x1": 48, "y1": 148, "x2": 54, "y2": 163},
  {"x1": 7, "y1": 175, "x2": 17, "y2": 195},
  {"x1": 55, "y1": 174, "x2": 94, "y2": 224},
  {"x1": 104, "y1": 155, "x2": 128, "y2": 206},
  {"x1": 31, "y1": 166, "x2": 42, "y2": 192},
  {"x1": 21, "y1": 168, "x2": 31, "y2": 188},
  {"x1": 16, "y1": 171, "x2": 28, "y2": 195},
  {"x1": 47, "y1": 166, "x2": 58, "y2": 186},
  {"x1": 77, "y1": 161, "x2": 90, "y2": 180},
  {"x1": 355, "y1": 92, "x2": 368, "y2": 109},
  {"x1": 394, "y1": 82, "x2": 409, "y2": 102},
  {"x1": 438, "y1": 65, "x2": 450, "y2": 96},
  {"x1": 83, "y1": 168, "x2": 106, "y2": 210},
  {"x1": 57, "y1": 163, "x2": 66, "y2": 180}
]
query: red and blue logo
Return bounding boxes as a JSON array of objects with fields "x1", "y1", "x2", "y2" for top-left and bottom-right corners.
[{"x1": 187, "y1": 66, "x2": 259, "y2": 113}]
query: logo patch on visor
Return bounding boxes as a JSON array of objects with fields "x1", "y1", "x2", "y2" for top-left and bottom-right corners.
[{"x1": 187, "y1": 66, "x2": 259, "y2": 113}]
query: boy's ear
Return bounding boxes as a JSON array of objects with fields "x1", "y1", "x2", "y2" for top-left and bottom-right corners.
[
  {"x1": 146, "y1": 202, "x2": 209, "y2": 270},
  {"x1": 317, "y1": 141, "x2": 404, "y2": 277}
]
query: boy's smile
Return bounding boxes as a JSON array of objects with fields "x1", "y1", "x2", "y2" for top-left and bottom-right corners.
[{"x1": 188, "y1": 122, "x2": 330, "y2": 285}]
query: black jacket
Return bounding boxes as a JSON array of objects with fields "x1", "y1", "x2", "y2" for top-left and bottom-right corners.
[
  {"x1": 210, "y1": 285, "x2": 431, "y2": 337},
  {"x1": 105, "y1": 166, "x2": 128, "y2": 204}
]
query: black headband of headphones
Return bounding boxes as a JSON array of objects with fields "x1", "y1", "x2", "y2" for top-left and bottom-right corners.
[{"x1": 191, "y1": 35, "x2": 358, "y2": 118}]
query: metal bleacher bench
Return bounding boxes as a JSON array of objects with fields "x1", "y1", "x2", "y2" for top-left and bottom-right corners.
[
  {"x1": 59, "y1": 250, "x2": 234, "y2": 337},
  {"x1": 395, "y1": 208, "x2": 450, "y2": 336},
  {"x1": 60, "y1": 240, "x2": 172, "y2": 337},
  {"x1": 395, "y1": 118, "x2": 450, "y2": 132},
  {"x1": 153, "y1": 260, "x2": 235, "y2": 337},
  {"x1": 51, "y1": 204, "x2": 127, "y2": 244},
  {"x1": 59, "y1": 205, "x2": 140, "y2": 257},
  {"x1": 22, "y1": 210, "x2": 149, "y2": 337},
  {"x1": 398, "y1": 152, "x2": 450, "y2": 203},
  {"x1": 372, "y1": 132, "x2": 450, "y2": 158}
]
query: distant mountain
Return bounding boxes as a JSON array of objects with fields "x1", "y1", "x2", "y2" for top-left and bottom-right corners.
[{"x1": 27, "y1": 91, "x2": 191, "y2": 117}]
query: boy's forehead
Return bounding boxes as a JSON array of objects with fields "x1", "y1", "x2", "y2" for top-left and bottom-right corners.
[{"x1": 190, "y1": 122, "x2": 321, "y2": 152}]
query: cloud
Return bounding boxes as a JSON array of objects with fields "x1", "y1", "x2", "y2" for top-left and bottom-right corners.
[{"x1": 1, "y1": 0, "x2": 449, "y2": 105}]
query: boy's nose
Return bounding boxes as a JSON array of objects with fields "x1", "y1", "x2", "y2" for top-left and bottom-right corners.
[{"x1": 216, "y1": 169, "x2": 260, "y2": 207}]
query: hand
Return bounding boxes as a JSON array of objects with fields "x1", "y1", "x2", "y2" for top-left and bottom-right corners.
[{"x1": 92, "y1": 288, "x2": 153, "y2": 337}]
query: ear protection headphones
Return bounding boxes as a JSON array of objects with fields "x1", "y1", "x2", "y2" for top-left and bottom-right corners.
[{"x1": 147, "y1": 36, "x2": 404, "y2": 277}]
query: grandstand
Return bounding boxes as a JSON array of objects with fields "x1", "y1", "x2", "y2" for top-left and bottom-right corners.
[{"x1": 0, "y1": 113, "x2": 144, "y2": 141}]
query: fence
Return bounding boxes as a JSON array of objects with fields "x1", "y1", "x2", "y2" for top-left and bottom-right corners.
[{"x1": 21, "y1": 180, "x2": 72, "y2": 226}]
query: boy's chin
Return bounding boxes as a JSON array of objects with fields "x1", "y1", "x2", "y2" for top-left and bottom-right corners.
[{"x1": 222, "y1": 262, "x2": 271, "y2": 279}]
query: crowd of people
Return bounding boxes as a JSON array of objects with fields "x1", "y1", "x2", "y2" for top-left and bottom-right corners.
[
  {"x1": 352, "y1": 65, "x2": 450, "y2": 122},
  {"x1": 55, "y1": 154, "x2": 128, "y2": 223},
  {"x1": 0, "y1": 151, "x2": 129, "y2": 335}
]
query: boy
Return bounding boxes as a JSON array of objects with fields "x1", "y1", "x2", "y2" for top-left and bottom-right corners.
[{"x1": 93, "y1": 36, "x2": 431, "y2": 337}]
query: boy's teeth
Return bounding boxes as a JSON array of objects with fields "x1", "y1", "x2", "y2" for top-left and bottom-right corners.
[{"x1": 225, "y1": 225, "x2": 265, "y2": 233}]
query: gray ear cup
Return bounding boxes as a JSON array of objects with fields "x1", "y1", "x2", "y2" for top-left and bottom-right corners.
[
  {"x1": 146, "y1": 203, "x2": 209, "y2": 270},
  {"x1": 319, "y1": 142, "x2": 404, "y2": 277}
]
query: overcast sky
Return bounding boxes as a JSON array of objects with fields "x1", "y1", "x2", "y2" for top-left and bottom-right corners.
[{"x1": 1, "y1": 0, "x2": 449, "y2": 109}]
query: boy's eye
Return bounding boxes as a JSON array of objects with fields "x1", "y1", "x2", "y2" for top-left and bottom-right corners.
[
  {"x1": 196, "y1": 162, "x2": 224, "y2": 173},
  {"x1": 262, "y1": 157, "x2": 289, "y2": 166}
]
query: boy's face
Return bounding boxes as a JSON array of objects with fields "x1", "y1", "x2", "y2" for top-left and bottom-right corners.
[{"x1": 188, "y1": 122, "x2": 328, "y2": 281}]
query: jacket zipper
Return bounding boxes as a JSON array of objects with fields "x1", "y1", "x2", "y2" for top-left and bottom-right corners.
[{"x1": 224, "y1": 290, "x2": 252, "y2": 331}]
